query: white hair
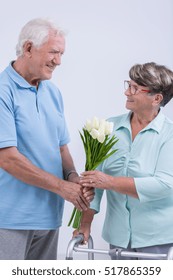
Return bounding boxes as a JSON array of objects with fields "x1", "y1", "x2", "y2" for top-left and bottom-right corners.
[{"x1": 16, "y1": 18, "x2": 66, "y2": 57}]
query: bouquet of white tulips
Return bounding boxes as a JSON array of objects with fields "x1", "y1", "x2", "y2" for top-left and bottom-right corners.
[{"x1": 68, "y1": 117, "x2": 118, "y2": 229}]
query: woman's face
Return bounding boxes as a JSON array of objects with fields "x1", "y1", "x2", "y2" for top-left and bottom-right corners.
[{"x1": 124, "y1": 80, "x2": 156, "y2": 114}]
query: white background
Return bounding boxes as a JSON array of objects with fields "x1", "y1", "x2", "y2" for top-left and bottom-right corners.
[{"x1": 0, "y1": 0, "x2": 173, "y2": 259}]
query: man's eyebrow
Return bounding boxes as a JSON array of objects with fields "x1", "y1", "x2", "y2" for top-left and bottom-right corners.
[{"x1": 50, "y1": 49, "x2": 64, "y2": 54}]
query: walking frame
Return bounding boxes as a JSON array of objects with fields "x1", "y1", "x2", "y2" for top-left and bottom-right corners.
[{"x1": 66, "y1": 234, "x2": 173, "y2": 260}]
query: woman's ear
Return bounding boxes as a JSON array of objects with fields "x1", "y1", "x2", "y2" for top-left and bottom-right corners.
[{"x1": 153, "y1": 93, "x2": 163, "y2": 106}]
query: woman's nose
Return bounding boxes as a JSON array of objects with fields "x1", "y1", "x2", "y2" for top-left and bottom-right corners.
[{"x1": 124, "y1": 88, "x2": 131, "y2": 96}]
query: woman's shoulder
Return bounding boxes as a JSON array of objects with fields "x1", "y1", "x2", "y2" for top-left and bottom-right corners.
[
  {"x1": 159, "y1": 114, "x2": 173, "y2": 140},
  {"x1": 164, "y1": 115, "x2": 173, "y2": 125},
  {"x1": 163, "y1": 115, "x2": 173, "y2": 135},
  {"x1": 107, "y1": 113, "x2": 129, "y2": 124}
]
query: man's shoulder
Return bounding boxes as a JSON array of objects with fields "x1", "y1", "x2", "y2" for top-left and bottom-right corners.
[
  {"x1": 42, "y1": 80, "x2": 60, "y2": 92},
  {"x1": 0, "y1": 66, "x2": 13, "y2": 98},
  {"x1": 41, "y1": 80, "x2": 63, "y2": 105},
  {"x1": 0, "y1": 65, "x2": 9, "y2": 80}
]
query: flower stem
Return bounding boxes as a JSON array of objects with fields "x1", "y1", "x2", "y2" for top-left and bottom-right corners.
[
  {"x1": 68, "y1": 207, "x2": 77, "y2": 226},
  {"x1": 68, "y1": 207, "x2": 82, "y2": 229}
]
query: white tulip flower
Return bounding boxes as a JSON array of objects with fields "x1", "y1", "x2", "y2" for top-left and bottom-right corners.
[
  {"x1": 99, "y1": 119, "x2": 106, "y2": 134},
  {"x1": 85, "y1": 119, "x2": 92, "y2": 132},
  {"x1": 91, "y1": 116, "x2": 100, "y2": 130},
  {"x1": 97, "y1": 132, "x2": 105, "y2": 143},
  {"x1": 105, "y1": 121, "x2": 114, "y2": 135},
  {"x1": 90, "y1": 128, "x2": 99, "y2": 139}
]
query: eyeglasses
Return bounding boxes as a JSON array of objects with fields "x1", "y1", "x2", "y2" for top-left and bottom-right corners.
[{"x1": 124, "y1": 80, "x2": 151, "y2": 95}]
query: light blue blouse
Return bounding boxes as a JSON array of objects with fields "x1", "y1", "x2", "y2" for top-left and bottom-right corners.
[{"x1": 91, "y1": 111, "x2": 173, "y2": 248}]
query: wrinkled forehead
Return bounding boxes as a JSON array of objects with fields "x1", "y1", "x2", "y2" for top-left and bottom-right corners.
[
  {"x1": 47, "y1": 31, "x2": 66, "y2": 50},
  {"x1": 49, "y1": 28, "x2": 65, "y2": 38}
]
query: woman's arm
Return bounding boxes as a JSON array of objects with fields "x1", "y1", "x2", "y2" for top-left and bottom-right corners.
[{"x1": 80, "y1": 170, "x2": 138, "y2": 198}]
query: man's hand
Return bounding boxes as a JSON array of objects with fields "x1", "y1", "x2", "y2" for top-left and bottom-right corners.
[
  {"x1": 67, "y1": 173, "x2": 95, "y2": 203},
  {"x1": 60, "y1": 181, "x2": 90, "y2": 211},
  {"x1": 73, "y1": 223, "x2": 91, "y2": 244},
  {"x1": 72, "y1": 208, "x2": 95, "y2": 244},
  {"x1": 67, "y1": 169, "x2": 95, "y2": 205},
  {"x1": 0, "y1": 147, "x2": 94, "y2": 210}
]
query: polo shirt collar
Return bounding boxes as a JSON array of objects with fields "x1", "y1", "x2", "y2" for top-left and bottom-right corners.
[
  {"x1": 6, "y1": 61, "x2": 34, "y2": 89},
  {"x1": 115, "y1": 110, "x2": 165, "y2": 134}
]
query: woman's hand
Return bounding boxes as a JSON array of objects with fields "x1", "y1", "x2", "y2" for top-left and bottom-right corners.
[
  {"x1": 80, "y1": 170, "x2": 112, "y2": 190},
  {"x1": 68, "y1": 173, "x2": 95, "y2": 203},
  {"x1": 80, "y1": 170, "x2": 138, "y2": 198},
  {"x1": 83, "y1": 187, "x2": 95, "y2": 203}
]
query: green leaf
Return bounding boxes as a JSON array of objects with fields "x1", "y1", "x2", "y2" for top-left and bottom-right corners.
[
  {"x1": 72, "y1": 209, "x2": 82, "y2": 229},
  {"x1": 68, "y1": 207, "x2": 77, "y2": 226},
  {"x1": 68, "y1": 207, "x2": 82, "y2": 229}
]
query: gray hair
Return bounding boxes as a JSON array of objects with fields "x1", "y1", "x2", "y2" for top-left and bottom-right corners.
[
  {"x1": 16, "y1": 18, "x2": 66, "y2": 57},
  {"x1": 129, "y1": 62, "x2": 173, "y2": 106}
]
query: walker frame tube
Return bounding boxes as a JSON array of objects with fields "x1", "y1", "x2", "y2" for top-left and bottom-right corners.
[{"x1": 66, "y1": 234, "x2": 173, "y2": 260}]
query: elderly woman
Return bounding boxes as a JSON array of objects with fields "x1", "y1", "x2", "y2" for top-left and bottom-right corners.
[{"x1": 76, "y1": 62, "x2": 173, "y2": 259}]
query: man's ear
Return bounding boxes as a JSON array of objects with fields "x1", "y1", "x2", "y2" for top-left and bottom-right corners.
[{"x1": 23, "y1": 41, "x2": 33, "y2": 57}]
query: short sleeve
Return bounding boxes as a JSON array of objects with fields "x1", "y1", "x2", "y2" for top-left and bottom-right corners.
[{"x1": 0, "y1": 90, "x2": 17, "y2": 148}]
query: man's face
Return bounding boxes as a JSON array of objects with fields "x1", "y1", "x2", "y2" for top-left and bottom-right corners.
[{"x1": 28, "y1": 32, "x2": 65, "y2": 85}]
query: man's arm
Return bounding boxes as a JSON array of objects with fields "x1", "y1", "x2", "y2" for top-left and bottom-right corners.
[
  {"x1": 0, "y1": 146, "x2": 88, "y2": 211},
  {"x1": 60, "y1": 145, "x2": 79, "y2": 183},
  {"x1": 73, "y1": 208, "x2": 96, "y2": 243}
]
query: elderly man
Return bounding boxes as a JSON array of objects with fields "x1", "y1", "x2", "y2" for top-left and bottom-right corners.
[{"x1": 0, "y1": 18, "x2": 93, "y2": 260}]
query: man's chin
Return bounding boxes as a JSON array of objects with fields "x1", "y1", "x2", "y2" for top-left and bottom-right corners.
[{"x1": 43, "y1": 72, "x2": 53, "y2": 80}]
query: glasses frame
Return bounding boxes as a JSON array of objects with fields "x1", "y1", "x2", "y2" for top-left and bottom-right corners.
[{"x1": 124, "y1": 80, "x2": 151, "y2": 95}]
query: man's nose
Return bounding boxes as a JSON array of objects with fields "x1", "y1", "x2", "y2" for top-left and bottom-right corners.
[{"x1": 53, "y1": 53, "x2": 62, "y2": 65}]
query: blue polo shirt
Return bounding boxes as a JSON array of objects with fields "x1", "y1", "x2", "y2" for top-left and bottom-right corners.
[
  {"x1": 0, "y1": 62, "x2": 70, "y2": 229},
  {"x1": 91, "y1": 111, "x2": 173, "y2": 248}
]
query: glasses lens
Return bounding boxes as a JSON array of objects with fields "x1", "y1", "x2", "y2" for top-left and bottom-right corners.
[{"x1": 124, "y1": 81, "x2": 129, "y2": 91}]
